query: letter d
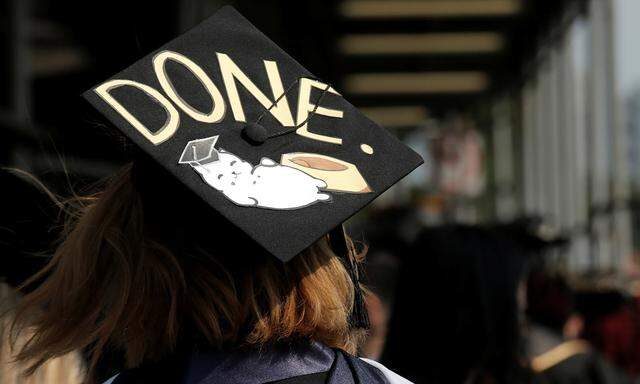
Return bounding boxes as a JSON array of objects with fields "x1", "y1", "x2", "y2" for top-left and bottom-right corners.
[{"x1": 95, "y1": 79, "x2": 180, "y2": 145}]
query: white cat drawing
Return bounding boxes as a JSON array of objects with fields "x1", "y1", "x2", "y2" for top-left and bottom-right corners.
[{"x1": 189, "y1": 149, "x2": 331, "y2": 210}]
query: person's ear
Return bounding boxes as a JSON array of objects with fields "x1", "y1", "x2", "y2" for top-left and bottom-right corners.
[{"x1": 563, "y1": 313, "x2": 584, "y2": 339}]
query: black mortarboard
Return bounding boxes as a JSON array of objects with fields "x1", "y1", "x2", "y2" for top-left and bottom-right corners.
[{"x1": 82, "y1": 6, "x2": 423, "y2": 262}]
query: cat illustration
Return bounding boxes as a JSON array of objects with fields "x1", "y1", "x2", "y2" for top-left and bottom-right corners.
[{"x1": 190, "y1": 149, "x2": 331, "y2": 209}]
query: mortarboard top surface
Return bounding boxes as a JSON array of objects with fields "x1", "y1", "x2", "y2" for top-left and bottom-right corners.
[{"x1": 82, "y1": 6, "x2": 423, "y2": 262}]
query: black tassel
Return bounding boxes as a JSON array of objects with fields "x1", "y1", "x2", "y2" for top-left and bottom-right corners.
[{"x1": 329, "y1": 225, "x2": 370, "y2": 329}]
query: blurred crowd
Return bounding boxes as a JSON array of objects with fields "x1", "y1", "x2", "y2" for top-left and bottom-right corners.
[{"x1": 357, "y1": 208, "x2": 640, "y2": 383}]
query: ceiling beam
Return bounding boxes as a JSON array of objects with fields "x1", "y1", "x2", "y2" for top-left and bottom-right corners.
[
  {"x1": 344, "y1": 71, "x2": 490, "y2": 94},
  {"x1": 339, "y1": 32, "x2": 505, "y2": 55},
  {"x1": 340, "y1": 0, "x2": 522, "y2": 20},
  {"x1": 359, "y1": 105, "x2": 429, "y2": 127}
]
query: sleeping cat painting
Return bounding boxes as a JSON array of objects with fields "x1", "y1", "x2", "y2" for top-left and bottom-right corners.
[{"x1": 179, "y1": 137, "x2": 331, "y2": 210}]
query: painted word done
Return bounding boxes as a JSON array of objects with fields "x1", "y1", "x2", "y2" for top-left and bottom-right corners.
[{"x1": 94, "y1": 50, "x2": 344, "y2": 146}]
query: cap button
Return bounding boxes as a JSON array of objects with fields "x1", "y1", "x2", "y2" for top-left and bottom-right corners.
[{"x1": 242, "y1": 122, "x2": 268, "y2": 144}]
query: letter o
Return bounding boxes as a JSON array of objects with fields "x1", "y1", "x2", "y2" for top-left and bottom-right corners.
[{"x1": 153, "y1": 50, "x2": 226, "y2": 123}]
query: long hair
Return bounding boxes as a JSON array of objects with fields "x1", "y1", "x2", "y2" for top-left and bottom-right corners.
[
  {"x1": 382, "y1": 225, "x2": 529, "y2": 383},
  {"x1": 9, "y1": 165, "x2": 366, "y2": 381}
]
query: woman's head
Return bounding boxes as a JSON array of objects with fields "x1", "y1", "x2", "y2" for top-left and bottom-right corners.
[
  {"x1": 383, "y1": 225, "x2": 529, "y2": 383},
  {"x1": 11, "y1": 164, "x2": 366, "y2": 379}
]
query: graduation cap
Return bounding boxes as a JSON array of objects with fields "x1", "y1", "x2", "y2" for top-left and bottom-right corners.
[
  {"x1": 178, "y1": 136, "x2": 220, "y2": 165},
  {"x1": 82, "y1": 6, "x2": 423, "y2": 319}
]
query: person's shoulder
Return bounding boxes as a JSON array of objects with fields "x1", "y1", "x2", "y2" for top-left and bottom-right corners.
[{"x1": 359, "y1": 358, "x2": 414, "y2": 384}]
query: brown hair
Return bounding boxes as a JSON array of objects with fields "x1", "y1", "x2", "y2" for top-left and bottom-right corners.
[{"x1": 10, "y1": 165, "x2": 366, "y2": 380}]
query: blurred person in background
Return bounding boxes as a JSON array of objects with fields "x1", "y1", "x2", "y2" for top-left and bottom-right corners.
[
  {"x1": 592, "y1": 292, "x2": 640, "y2": 378},
  {"x1": 575, "y1": 288, "x2": 640, "y2": 380},
  {"x1": 381, "y1": 225, "x2": 530, "y2": 383},
  {"x1": 526, "y1": 270, "x2": 632, "y2": 383},
  {"x1": 357, "y1": 207, "x2": 423, "y2": 361}
]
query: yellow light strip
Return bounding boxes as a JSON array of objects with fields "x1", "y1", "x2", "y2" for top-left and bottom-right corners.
[
  {"x1": 340, "y1": 0, "x2": 522, "y2": 19},
  {"x1": 344, "y1": 72, "x2": 489, "y2": 94},
  {"x1": 531, "y1": 340, "x2": 591, "y2": 372},
  {"x1": 339, "y1": 32, "x2": 504, "y2": 55},
  {"x1": 31, "y1": 47, "x2": 88, "y2": 76},
  {"x1": 359, "y1": 106, "x2": 429, "y2": 127}
]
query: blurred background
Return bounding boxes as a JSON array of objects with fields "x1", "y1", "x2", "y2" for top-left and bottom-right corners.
[{"x1": 3, "y1": 0, "x2": 640, "y2": 383}]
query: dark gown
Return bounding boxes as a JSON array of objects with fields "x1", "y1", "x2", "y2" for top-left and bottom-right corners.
[
  {"x1": 104, "y1": 342, "x2": 397, "y2": 384},
  {"x1": 530, "y1": 338, "x2": 632, "y2": 384}
]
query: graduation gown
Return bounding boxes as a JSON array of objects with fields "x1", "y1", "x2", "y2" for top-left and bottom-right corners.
[
  {"x1": 530, "y1": 339, "x2": 632, "y2": 384},
  {"x1": 103, "y1": 342, "x2": 411, "y2": 384}
]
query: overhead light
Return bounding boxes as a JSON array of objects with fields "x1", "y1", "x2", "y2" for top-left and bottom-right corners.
[
  {"x1": 31, "y1": 47, "x2": 89, "y2": 76},
  {"x1": 339, "y1": 32, "x2": 504, "y2": 55},
  {"x1": 359, "y1": 106, "x2": 428, "y2": 127},
  {"x1": 340, "y1": 0, "x2": 522, "y2": 19},
  {"x1": 344, "y1": 72, "x2": 489, "y2": 94}
]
